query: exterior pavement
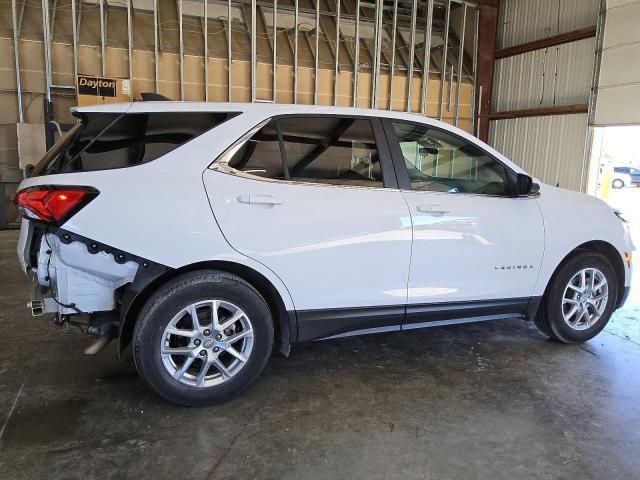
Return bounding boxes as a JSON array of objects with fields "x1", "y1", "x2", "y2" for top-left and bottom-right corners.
[{"x1": 0, "y1": 213, "x2": 639, "y2": 479}]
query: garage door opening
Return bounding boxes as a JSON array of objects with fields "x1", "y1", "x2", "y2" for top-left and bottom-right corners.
[{"x1": 588, "y1": 125, "x2": 640, "y2": 341}]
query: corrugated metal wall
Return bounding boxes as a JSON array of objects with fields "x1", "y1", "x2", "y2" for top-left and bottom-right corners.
[
  {"x1": 497, "y1": 0, "x2": 599, "y2": 49},
  {"x1": 492, "y1": 37, "x2": 595, "y2": 112},
  {"x1": 489, "y1": 113, "x2": 588, "y2": 191},
  {"x1": 594, "y1": 0, "x2": 640, "y2": 125},
  {"x1": 490, "y1": 0, "x2": 599, "y2": 191}
]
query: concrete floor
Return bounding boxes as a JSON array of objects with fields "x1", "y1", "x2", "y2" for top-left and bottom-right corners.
[{"x1": 1, "y1": 216, "x2": 639, "y2": 479}]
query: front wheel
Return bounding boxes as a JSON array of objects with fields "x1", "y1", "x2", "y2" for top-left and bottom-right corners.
[
  {"x1": 612, "y1": 179, "x2": 624, "y2": 189},
  {"x1": 534, "y1": 252, "x2": 618, "y2": 343},
  {"x1": 133, "y1": 271, "x2": 273, "y2": 406}
]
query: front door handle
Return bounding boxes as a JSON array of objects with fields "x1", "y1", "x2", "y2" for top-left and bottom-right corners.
[
  {"x1": 236, "y1": 195, "x2": 283, "y2": 206},
  {"x1": 416, "y1": 204, "x2": 449, "y2": 216}
]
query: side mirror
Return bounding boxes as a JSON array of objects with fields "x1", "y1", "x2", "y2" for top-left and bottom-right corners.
[
  {"x1": 514, "y1": 173, "x2": 535, "y2": 196},
  {"x1": 419, "y1": 146, "x2": 440, "y2": 156}
]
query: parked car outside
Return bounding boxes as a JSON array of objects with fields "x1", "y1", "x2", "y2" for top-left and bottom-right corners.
[
  {"x1": 614, "y1": 166, "x2": 640, "y2": 186},
  {"x1": 14, "y1": 103, "x2": 635, "y2": 405}
]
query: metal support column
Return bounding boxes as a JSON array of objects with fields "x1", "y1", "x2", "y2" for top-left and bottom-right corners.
[
  {"x1": 314, "y1": 0, "x2": 320, "y2": 104},
  {"x1": 204, "y1": 0, "x2": 208, "y2": 101},
  {"x1": 454, "y1": 4, "x2": 467, "y2": 126},
  {"x1": 99, "y1": 0, "x2": 106, "y2": 76},
  {"x1": 447, "y1": 63, "x2": 453, "y2": 111},
  {"x1": 127, "y1": 0, "x2": 133, "y2": 83},
  {"x1": 228, "y1": 0, "x2": 232, "y2": 101},
  {"x1": 179, "y1": 0, "x2": 184, "y2": 100},
  {"x1": 251, "y1": 0, "x2": 256, "y2": 102},
  {"x1": 333, "y1": 0, "x2": 340, "y2": 106},
  {"x1": 388, "y1": 0, "x2": 397, "y2": 110},
  {"x1": 405, "y1": 0, "x2": 417, "y2": 112},
  {"x1": 438, "y1": 0, "x2": 451, "y2": 120},
  {"x1": 294, "y1": 0, "x2": 299, "y2": 103},
  {"x1": 71, "y1": 0, "x2": 78, "y2": 81},
  {"x1": 352, "y1": 0, "x2": 360, "y2": 107},
  {"x1": 272, "y1": 0, "x2": 277, "y2": 102},
  {"x1": 420, "y1": 0, "x2": 433, "y2": 115},
  {"x1": 474, "y1": 3, "x2": 498, "y2": 141},
  {"x1": 371, "y1": 0, "x2": 382, "y2": 108},
  {"x1": 12, "y1": 0, "x2": 23, "y2": 123},
  {"x1": 470, "y1": 7, "x2": 479, "y2": 134},
  {"x1": 41, "y1": 0, "x2": 52, "y2": 102},
  {"x1": 154, "y1": 0, "x2": 159, "y2": 92}
]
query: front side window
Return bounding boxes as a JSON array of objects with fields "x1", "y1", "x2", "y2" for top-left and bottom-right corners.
[{"x1": 392, "y1": 121, "x2": 508, "y2": 195}]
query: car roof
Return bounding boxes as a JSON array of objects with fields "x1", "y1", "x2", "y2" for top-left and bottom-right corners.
[{"x1": 72, "y1": 101, "x2": 458, "y2": 130}]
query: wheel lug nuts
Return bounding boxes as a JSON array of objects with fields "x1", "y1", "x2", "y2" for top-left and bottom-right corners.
[
  {"x1": 213, "y1": 347, "x2": 220, "y2": 352},
  {"x1": 215, "y1": 334, "x2": 222, "y2": 340},
  {"x1": 203, "y1": 329, "x2": 211, "y2": 336},
  {"x1": 200, "y1": 350, "x2": 207, "y2": 356},
  {"x1": 194, "y1": 339, "x2": 201, "y2": 346}
]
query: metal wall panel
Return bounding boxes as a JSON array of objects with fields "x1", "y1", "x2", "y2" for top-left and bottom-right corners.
[
  {"x1": 492, "y1": 37, "x2": 595, "y2": 112},
  {"x1": 594, "y1": 0, "x2": 640, "y2": 125},
  {"x1": 497, "y1": 0, "x2": 599, "y2": 49},
  {"x1": 489, "y1": 113, "x2": 588, "y2": 191}
]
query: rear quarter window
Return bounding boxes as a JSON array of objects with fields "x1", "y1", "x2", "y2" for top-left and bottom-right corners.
[{"x1": 32, "y1": 111, "x2": 236, "y2": 176}]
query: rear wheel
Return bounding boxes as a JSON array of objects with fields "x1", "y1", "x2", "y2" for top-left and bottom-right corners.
[
  {"x1": 612, "y1": 179, "x2": 624, "y2": 189},
  {"x1": 535, "y1": 252, "x2": 618, "y2": 343},
  {"x1": 133, "y1": 270, "x2": 273, "y2": 406}
]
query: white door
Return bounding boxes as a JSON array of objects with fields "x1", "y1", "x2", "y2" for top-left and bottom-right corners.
[
  {"x1": 383, "y1": 119, "x2": 545, "y2": 325},
  {"x1": 204, "y1": 116, "x2": 412, "y2": 341}
]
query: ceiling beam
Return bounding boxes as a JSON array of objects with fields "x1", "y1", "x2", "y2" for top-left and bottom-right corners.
[
  {"x1": 495, "y1": 26, "x2": 597, "y2": 59},
  {"x1": 489, "y1": 104, "x2": 589, "y2": 120}
]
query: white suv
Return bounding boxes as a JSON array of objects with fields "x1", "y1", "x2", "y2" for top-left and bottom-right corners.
[{"x1": 15, "y1": 103, "x2": 634, "y2": 406}]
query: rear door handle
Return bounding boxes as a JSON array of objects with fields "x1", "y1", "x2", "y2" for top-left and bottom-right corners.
[
  {"x1": 416, "y1": 204, "x2": 449, "y2": 216},
  {"x1": 236, "y1": 195, "x2": 283, "y2": 206}
]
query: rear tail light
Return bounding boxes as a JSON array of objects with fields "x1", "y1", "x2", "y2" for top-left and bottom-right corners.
[{"x1": 15, "y1": 185, "x2": 98, "y2": 225}]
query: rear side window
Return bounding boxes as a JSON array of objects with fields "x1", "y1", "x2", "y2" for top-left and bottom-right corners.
[
  {"x1": 226, "y1": 116, "x2": 383, "y2": 188},
  {"x1": 32, "y1": 111, "x2": 236, "y2": 176},
  {"x1": 279, "y1": 117, "x2": 382, "y2": 187},
  {"x1": 226, "y1": 120, "x2": 285, "y2": 179}
]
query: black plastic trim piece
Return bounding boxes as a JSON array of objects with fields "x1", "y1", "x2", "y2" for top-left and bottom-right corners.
[
  {"x1": 526, "y1": 296, "x2": 543, "y2": 321},
  {"x1": 370, "y1": 117, "x2": 400, "y2": 189},
  {"x1": 404, "y1": 297, "x2": 530, "y2": 324},
  {"x1": 53, "y1": 228, "x2": 169, "y2": 272},
  {"x1": 380, "y1": 118, "x2": 412, "y2": 190},
  {"x1": 617, "y1": 286, "x2": 631, "y2": 309},
  {"x1": 296, "y1": 305, "x2": 406, "y2": 342},
  {"x1": 296, "y1": 298, "x2": 532, "y2": 342}
]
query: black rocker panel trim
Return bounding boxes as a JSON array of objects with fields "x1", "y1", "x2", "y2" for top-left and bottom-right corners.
[
  {"x1": 404, "y1": 297, "x2": 531, "y2": 324},
  {"x1": 296, "y1": 305, "x2": 406, "y2": 342},
  {"x1": 296, "y1": 297, "x2": 535, "y2": 342}
]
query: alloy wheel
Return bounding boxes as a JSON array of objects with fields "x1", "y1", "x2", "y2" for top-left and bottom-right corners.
[
  {"x1": 160, "y1": 300, "x2": 254, "y2": 387},
  {"x1": 561, "y1": 267, "x2": 609, "y2": 331}
]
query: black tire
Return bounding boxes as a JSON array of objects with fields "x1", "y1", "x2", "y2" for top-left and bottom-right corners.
[
  {"x1": 133, "y1": 270, "x2": 273, "y2": 406},
  {"x1": 535, "y1": 251, "x2": 618, "y2": 343},
  {"x1": 612, "y1": 179, "x2": 624, "y2": 189}
]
